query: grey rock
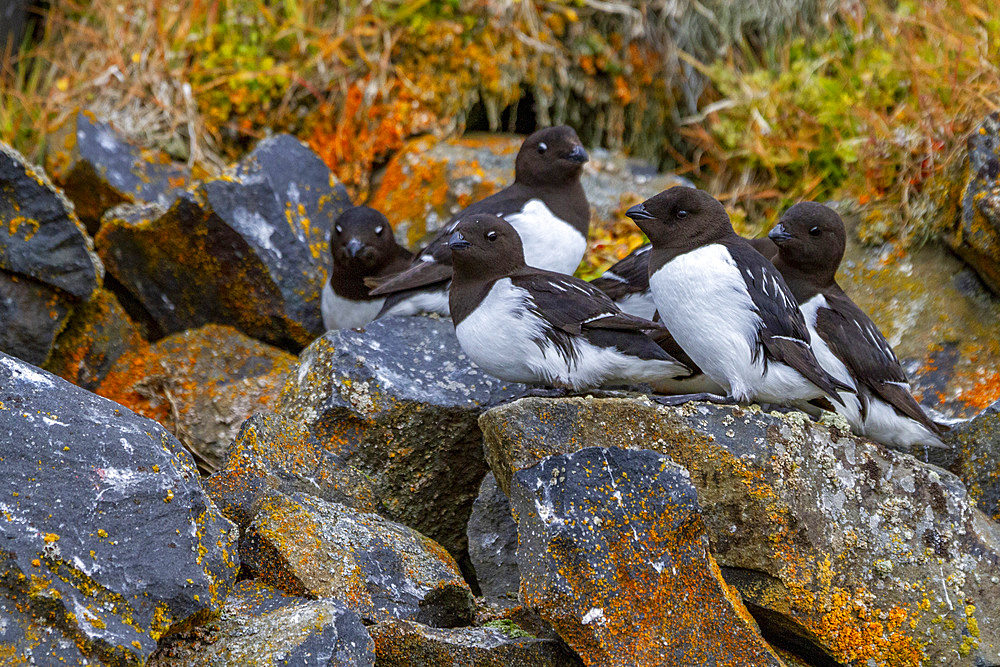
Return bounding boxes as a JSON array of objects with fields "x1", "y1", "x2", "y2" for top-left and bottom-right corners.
[
  {"x1": 481, "y1": 397, "x2": 1000, "y2": 665},
  {"x1": 508, "y1": 445, "x2": 782, "y2": 666},
  {"x1": 943, "y1": 398, "x2": 1000, "y2": 521},
  {"x1": 0, "y1": 353, "x2": 239, "y2": 664},
  {"x1": 148, "y1": 580, "x2": 375, "y2": 667},
  {"x1": 95, "y1": 135, "x2": 350, "y2": 350},
  {"x1": 467, "y1": 472, "x2": 520, "y2": 599},
  {"x1": 47, "y1": 111, "x2": 190, "y2": 233},
  {"x1": 370, "y1": 619, "x2": 583, "y2": 666},
  {"x1": 0, "y1": 270, "x2": 73, "y2": 365},
  {"x1": 277, "y1": 315, "x2": 527, "y2": 579},
  {"x1": 240, "y1": 490, "x2": 473, "y2": 626}
]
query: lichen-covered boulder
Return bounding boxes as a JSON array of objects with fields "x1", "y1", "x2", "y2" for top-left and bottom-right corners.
[
  {"x1": 47, "y1": 111, "x2": 190, "y2": 233},
  {"x1": 0, "y1": 141, "x2": 103, "y2": 364},
  {"x1": 43, "y1": 288, "x2": 146, "y2": 391},
  {"x1": 509, "y1": 446, "x2": 783, "y2": 667},
  {"x1": 240, "y1": 490, "x2": 474, "y2": 626},
  {"x1": 277, "y1": 315, "x2": 527, "y2": 577},
  {"x1": 95, "y1": 134, "x2": 351, "y2": 349},
  {"x1": 0, "y1": 353, "x2": 239, "y2": 665},
  {"x1": 204, "y1": 413, "x2": 380, "y2": 527},
  {"x1": 947, "y1": 112, "x2": 1000, "y2": 296},
  {"x1": 370, "y1": 619, "x2": 583, "y2": 667},
  {"x1": 482, "y1": 397, "x2": 1000, "y2": 666},
  {"x1": 96, "y1": 324, "x2": 294, "y2": 473},
  {"x1": 943, "y1": 398, "x2": 1000, "y2": 521},
  {"x1": 467, "y1": 472, "x2": 520, "y2": 600},
  {"x1": 148, "y1": 580, "x2": 375, "y2": 666},
  {"x1": 369, "y1": 134, "x2": 686, "y2": 253}
]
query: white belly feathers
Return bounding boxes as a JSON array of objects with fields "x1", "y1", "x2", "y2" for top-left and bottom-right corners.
[{"x1": 504, "y1": 199, "x2": 587, "y2": 274}]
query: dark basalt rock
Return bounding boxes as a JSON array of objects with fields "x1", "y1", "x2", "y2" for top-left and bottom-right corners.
[
  {"x1": 47, "y1": 111, "x2": 190, "y2": 234},
  {"x1": 467, "y1": 472, "x2": 521, "y2": 600},
  {"x1": 277, "y1": 315, "x2": 528, "y2": 583},
  {"x1": 240, "y1": 490, "x2": 473, "y2": 626},
  {"x1": 0, "y1": 353, "x2": 239, "y2": 665},
  {"x1": 0, "y1": 270, "x2": 73, "y2": 366},
  {"x1": 95, "y1": 135, "x2": 350, "y2": 350},
  {"x1": 507, "y1": 445, "x2": 782, "y2": 666},
  {"x1": 148, "y1": 580, "x2": 375, "y2": 667},
  {"x1": 943, "y1": 398, "x2": 1000, "y2": 521}
]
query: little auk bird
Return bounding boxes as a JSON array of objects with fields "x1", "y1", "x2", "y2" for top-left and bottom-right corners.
[
  {"x1": 447, "y1": 214, "x2": 692, "y2": 391},
  {"x1": 626, "y1": 186, "x2": 849, "y2": 408},
  {"x1": 768, "y1": 201, "x2": 946, "y2": 448},
  {"x1": 369, "y1": 125, "x2": 591, "y2": 318},
  {"x1": 321, "y1": 206, "x2": 413, "y2": 330},
  {"x1": 592, "y1": 236, "x2": 778, "y2": 321}
]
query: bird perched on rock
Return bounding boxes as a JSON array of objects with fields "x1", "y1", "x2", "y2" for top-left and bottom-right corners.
[
  {"x1": 591, "y1": 236, "x2": 778, "y2": 321},
  {"x1": 321, "y1": 206, "x2": 413, "y2": 330},
  {"x1": 447, "y1": 214, "x2": 692, "y2": 391},
  {"x1": 768, "y1": 201, "x2": 946, "y2": 448},
  {"x1": 369, "y1": 125, "x2": 591, "y2": 318},
  {"x1": 626, "y1": 186, "x2": 849, "y2": 408}
]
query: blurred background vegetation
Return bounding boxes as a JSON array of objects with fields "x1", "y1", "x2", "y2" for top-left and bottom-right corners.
[{"x1": 1, "y1": 0, "x2": 996, "y2": 243}]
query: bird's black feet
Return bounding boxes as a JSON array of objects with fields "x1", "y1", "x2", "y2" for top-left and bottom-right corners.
[{"x1": 652, "y1": 392, "x2": 736, "y2": 407}]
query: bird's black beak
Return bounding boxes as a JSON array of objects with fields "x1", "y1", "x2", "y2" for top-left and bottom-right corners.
[
  {"x1": 768, "y1": 223, "x2": 793, "y2": 245},
  {"x1": 626, "y1": 203, "x2": 655, "y2": 221},
  {"x1": 564, "y1": 145, "x2": 589, "y2": 164},
  {"x1": 345, "y1": 238, "x2": 364, "y2": 258},
  {"x1": 448, "y1": 231, "x2": 471, "y2": 250}
]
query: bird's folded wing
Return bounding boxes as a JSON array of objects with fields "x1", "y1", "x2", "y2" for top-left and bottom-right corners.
[
  {"x1": 368, "y1": 259, "x2": 453, "y2": 296},
  {"x1": 590, "y1": 246, "x2": 651, "y2": 300}
]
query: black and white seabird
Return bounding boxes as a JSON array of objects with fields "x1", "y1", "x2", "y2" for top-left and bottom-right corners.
[
  {"x1": 447, "y1": 214, "x2": 692, "y2": 391},
  {"x1": 768, "y1": 201, "x2": 946, "y2": 448},
  {"x1": 321, "y1": 206, "x2": 413, "y2": 330},
  {"x1": 369, "y1": 125, "x2": 591, "y2": 318},
  {"x1": 626, "y1": 186, "x2": 849, "y2": 408},
  {"x1": 591, "y1": 236, "x2": 778, "y2": 321}
]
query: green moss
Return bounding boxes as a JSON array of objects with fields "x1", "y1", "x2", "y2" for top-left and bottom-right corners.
[{"x1": 482, "y1": 619, "x2": 535, "y2": 639}]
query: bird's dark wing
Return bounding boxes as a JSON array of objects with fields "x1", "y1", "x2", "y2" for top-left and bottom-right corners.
[
  {"x1": 511, "y1": 270, "x2": 666, "y2": 335},
  {"x1": 816, "y1": 289, "x2": 942, "y2": 434},
  {"x1": 367, "y1": 258, "x2": 452, "y2": 296},
  {"x1": 726, "y1": 241, "x2": 850, "y2": 405},
  {"x1": 590, "y1": 245, "x2": 651, "y2": 300}
]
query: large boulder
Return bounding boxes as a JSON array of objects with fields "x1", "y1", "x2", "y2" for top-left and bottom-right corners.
[
  {"x1": 95, "y1": 134, "x2": 351, "y2": 349},
  {"x1": 148, "y1": 580, "x2": 375, "y2": 666},
  {"x1": 0, "y1": 142, "x2": 103, "y2": 364},
  {"x1": 0, "y1": 353, "x2": 239, "y2": 665},
  {"x1": 240, "y1": 490, "x2": 473, "y2": 626},
  {"x1": 46, "y1": 111, "x2": 190, "y2": 234},
  {"x1": 43, "y1": 287, "x2": 146, "y2": 391},
  {"x1": 467, "y1": 472, "x2": 521, "y2": 600},
  {"x1": 277, "y1": 315, "x2": 527, "y2": 578},
  {"x1": 370, "y1": 619, "x2": 583, "y2": 667},
  {"x1": 943, "y1": 398, "x2": 1000, "y2": 521},
  {"x1": 96, "y1": 324, "x2": 295, "y2": 473},
  {"x1": 204, "y1": 412, "x2": 381, "y2": 528},
  {"x1": 509, "y1": 445, "x2": 783, "y2": 666},
  {"x1": 482, "y1": 397, "x2": 1000, "y2": 667}
]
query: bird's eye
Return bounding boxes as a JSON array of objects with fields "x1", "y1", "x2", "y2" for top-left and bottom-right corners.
[
  {"x1": 335, "y1": 224, "x2": 343, "y2": 234},
  {"x1": 374, "y1": 225, "x2": 384, "y2": 236},
  {"x1": 537, "y1": 142, "x2": 547, "y2": 154},
  {"x1": 486, "y1": 230, "x2": 498, "y2": 241},
  {"x1": 809, "y1": 226, "x2": 821, "y2": 236},
  {"x1": 676, "y1": 210, "x2": 688, "y2": 220}
]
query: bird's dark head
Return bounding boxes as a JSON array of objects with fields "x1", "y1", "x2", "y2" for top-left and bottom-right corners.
[
  {"x1": 769, "y1": 201, "x2": 845, "y2": 284},
  {"x1": 447, "y1": 214, "x2": 525, "y2": 279},
  {"x1": 626, "y1": 186, "x2": 732, "y2": 249},
  {"x1": 515, "y1": 125, "x2": 588, "y2": 187},
  {"x1": 329, "y1": 206, "x2": 398, "y2": 272}
]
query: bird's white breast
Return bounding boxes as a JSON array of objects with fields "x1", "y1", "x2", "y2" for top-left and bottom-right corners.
[
  {"x1": 322, "y1": 281, "x2": 385, "y2": 330},
  {"x1": 503, "y1": 199, "x2": 587, "y2": 275},
  {"x1": 799, "y1": 294, "x2": 862, "y2": 427}
]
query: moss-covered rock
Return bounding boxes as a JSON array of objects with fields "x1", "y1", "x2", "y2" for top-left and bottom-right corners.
[
  {"x1": 481, "y1": 397, "x2": 1000, "y2": 666},
  {"x1": 943, "y1": 399, "x2": 1000, "y2": 522},
  {"x1": 147, "y1": 580, "x2": 375, "y2": 666},
  {"x1": 96, "y1": 324, "x2": 294, "y2": 473},
  {"x1": 508, "y1": 445, "x2": 783, "y2": 667},
  {"x1": 46, "y1": 111, "x2": 190, "y2": 234},
  {"x1": 370, "y1": 619, "x2": 582, "y2": 667},
  {"x1": 240, "y1": 490, "x2": 473, "y2": 626},
  {"x1": 95, "y1": 135, "x2": 350, "y2": 350}
]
